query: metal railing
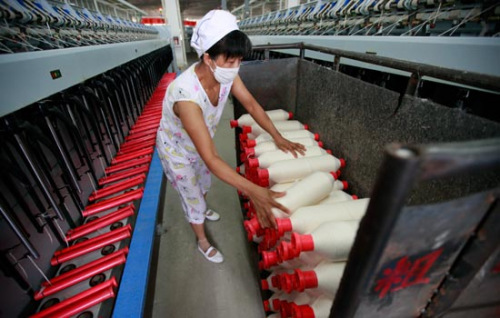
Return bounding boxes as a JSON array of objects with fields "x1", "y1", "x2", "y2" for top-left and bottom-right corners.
[{"x1": 251, "y1": 42, "x2": 500, "y2": 94}]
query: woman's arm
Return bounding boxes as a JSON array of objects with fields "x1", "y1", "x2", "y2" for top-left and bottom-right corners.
[
  {"x1": 231, "y1": 75, "x2": 305, "y2": 156},
  {"x1": 174, "y1": 100, "x2": 289, "y2": 228}
]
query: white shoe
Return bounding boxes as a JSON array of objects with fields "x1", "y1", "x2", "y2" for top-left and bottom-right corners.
[
  {"x1": 204, "y1": 209, "x2": 220, "y2": 221},
  {"x1": 197, "y1": 242, "x2": 224, "y2": 263}
]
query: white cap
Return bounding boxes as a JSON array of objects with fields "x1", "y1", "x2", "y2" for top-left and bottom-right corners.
[{"x1": 190, "y1": 10, "x2": 239, "y2": 57}]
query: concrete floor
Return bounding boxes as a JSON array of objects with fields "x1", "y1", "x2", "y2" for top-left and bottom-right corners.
[{"x1": 149, "y1": 96, "x2": 265, "y2": 318}]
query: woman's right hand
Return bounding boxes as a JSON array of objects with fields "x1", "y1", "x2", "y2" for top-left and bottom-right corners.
[{"x1": 246, "y1": 185, "x2": 291, "y2": 229}]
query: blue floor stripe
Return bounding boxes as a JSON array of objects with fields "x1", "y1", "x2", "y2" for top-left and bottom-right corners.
[{"x1": 112, "y1": 149, "x2": 163, "y2": 318}]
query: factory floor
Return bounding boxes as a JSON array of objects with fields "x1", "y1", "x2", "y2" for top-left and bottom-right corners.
[{"x1": 147, "y1": 65, "x2": 265, "y2": 317}]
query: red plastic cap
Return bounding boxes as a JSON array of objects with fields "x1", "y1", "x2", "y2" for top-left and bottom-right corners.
[
  {"x1": 261, "y1": 279, "x2": 269, "y2": 290},
  {"x1": 342, "y1": 180, "x2": 349, "y2": 189},
  {"x1": 339, "y1": 158, "x2": 346, "y2": 168},
  {"x1": 230, "y1": 120, "x2": 238, "y2": 128},
  {"x1": 326, "y1": 149, "x2": 332, "y2": 155},
  {"x1": 279, "y1": 273, "x2": 295, "y2": 293},
  {"x1": 295, "y1": 269, "x2": 319, "y2": 291},
  {"x1": 292, "y1": 232, "x2": 314, "y2": 252},
  {"x1": 303, "y1": 124, "x2": 309, "y2": 130},
  {"x1": 248, "y1": 157, "x2": 260, "y2": 168},
  {"x1": 272, "y1": 299, "x2": 281, "y2": 311},
  {"x1": 352, "y1": 194, "x2": 358, "y2": 200},
  {"x1": 243, "y1": 217, "x2": 261, "y2": 241},
  {"x1": 260, "y1": 179, "x2": 270, "y2": 187},
  {"x1": 262, "y1": 250, "x2": 279, "y2": 268},
  {"x1": 271, "y1": 275, "x2": 280, "y2": 288},
  {"x1": 313, "y1": 133, "x2": 320, "y2": 141},
  {"x1": 329, "y1": 171, "x2": 338, "y2": 180},
  {"x1": 336, "y1": 170, "x2": 342, "y2": 178},
  {"x1": 245, "y1": 148, "x2": 256, "y2": 157},
  {"x1": 280, "y1": 301, "x2": 292, "y2": 318},
  {"x1": 242, "y1": 125, "x2": 252, "y2": 134},
  {"x1": 264, "y1": 229, "x2": 279, "y2": 250},
  {"x1": 239, "y1": 133, "x2": 248, "y2": 141},
  {"x1": 288, "y1": 111, "x2": 293, "y2": 119},
  {"x1": 318, "y1": 141, "x2": 324, "y2": 148},
  {"x1": 279, "y1": 241, "x2": 299, "y2": 261},
  {"x1": 276, "y1": 218, "x2": 293, "y2": 235},
  {"x1": 258, "y1": 168, "x2": 269, "y2": 180},
  {"x1": 291, "y1": 304, "x2": 315, "y2": 318},
  {"x1": 263, "y1": 300, "x2": 270, "y2": 312},
  {"x1": 246, "y1": 139, "x2": 257, "y2": 147}
]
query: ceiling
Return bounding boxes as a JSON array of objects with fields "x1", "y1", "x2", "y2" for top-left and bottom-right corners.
[{"x1": 127, "y1": 0, "x2": 282, "y2": 20}]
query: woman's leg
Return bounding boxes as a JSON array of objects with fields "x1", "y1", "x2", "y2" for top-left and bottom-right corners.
[
  {"x1": 190, "y1": 223, "x2": 217, "y2": 257},
  {"x1": 159, "y1": 154, "x2": 220, "y2": 259}
]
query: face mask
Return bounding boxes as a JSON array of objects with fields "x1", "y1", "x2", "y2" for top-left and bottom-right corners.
[{"x1": 209, "y1": 61, "x2": 239, "y2": 84}]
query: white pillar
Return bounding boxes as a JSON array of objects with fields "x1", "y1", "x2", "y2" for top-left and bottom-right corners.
[{"x1": 163, "y1": 0, "x2": 187, "y2": 69}]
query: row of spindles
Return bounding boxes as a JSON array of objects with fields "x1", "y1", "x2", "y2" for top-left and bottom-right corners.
[{"x1": 231, "y1": 109, "x2": 370, "y2": 318}]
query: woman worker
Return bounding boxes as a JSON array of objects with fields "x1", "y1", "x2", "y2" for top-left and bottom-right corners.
[{"x1": 156, "y1": 10, "x2": 305, "y2": 263}]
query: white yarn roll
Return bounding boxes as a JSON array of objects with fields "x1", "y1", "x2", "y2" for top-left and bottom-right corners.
[
  {"x1": 266, "y1": 155, "x2": 341, "y2": 184},
  {"x1": 252, "y1": 137, "x2": 319, "y2": 157},
  {"x1": 253, "y1": 129, "x2": 317, "y2": 143},
  {"x1": 233, "y1": 109, "x2": 291, "y2": 127},
  {"x1": 271, "y1": 171, "x2": 335, "y2": 218},
  {"x1": 270, "y1": 181, "x2": 297, "y2": 192},
  {"x1": 246, "y1": 120, "x2": 305, "y2": 136},
  {"x1": 252, "y1": 146, "x2": 328, "y2": 169},
  {"x1": 308, "y1": 262, "x2": 346, "y2": 297},
  {"x1": 317, "y1": 190, "x2": 355, "y2": 205},
  {"x1": 288, "y1": 199, "x2": 369, "y2": 235},
  {"x1": 306, "y1": 294, "x2": 335, "y2": 318},
  {"x1": 299, "y1": 221, "x2": 359, "y2": 261},
  {"x1": 332, "y1": 180, "x2": 346, "y2": 190}
]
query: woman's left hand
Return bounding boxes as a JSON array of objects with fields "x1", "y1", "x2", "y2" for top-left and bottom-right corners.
[{"x1": 274, "y1": 136, "x2": 306, "y2": 158}]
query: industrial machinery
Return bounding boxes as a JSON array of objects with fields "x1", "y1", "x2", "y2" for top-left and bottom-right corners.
[
  {"x1": 0, "y1": 0, "x2": 499, "y2": 317},
  {"x1": 0, "y1": 0, "x2": 172, "y2": 316}
]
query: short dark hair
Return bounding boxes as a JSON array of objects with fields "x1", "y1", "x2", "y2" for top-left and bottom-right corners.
[{"x1": 204, "y1": 30, "x2": 252, "y2": 60}]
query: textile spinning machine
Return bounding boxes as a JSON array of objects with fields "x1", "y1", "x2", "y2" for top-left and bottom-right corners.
[{"x1": 0, "y1": 0, "x2": 173, "y2": 316}]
